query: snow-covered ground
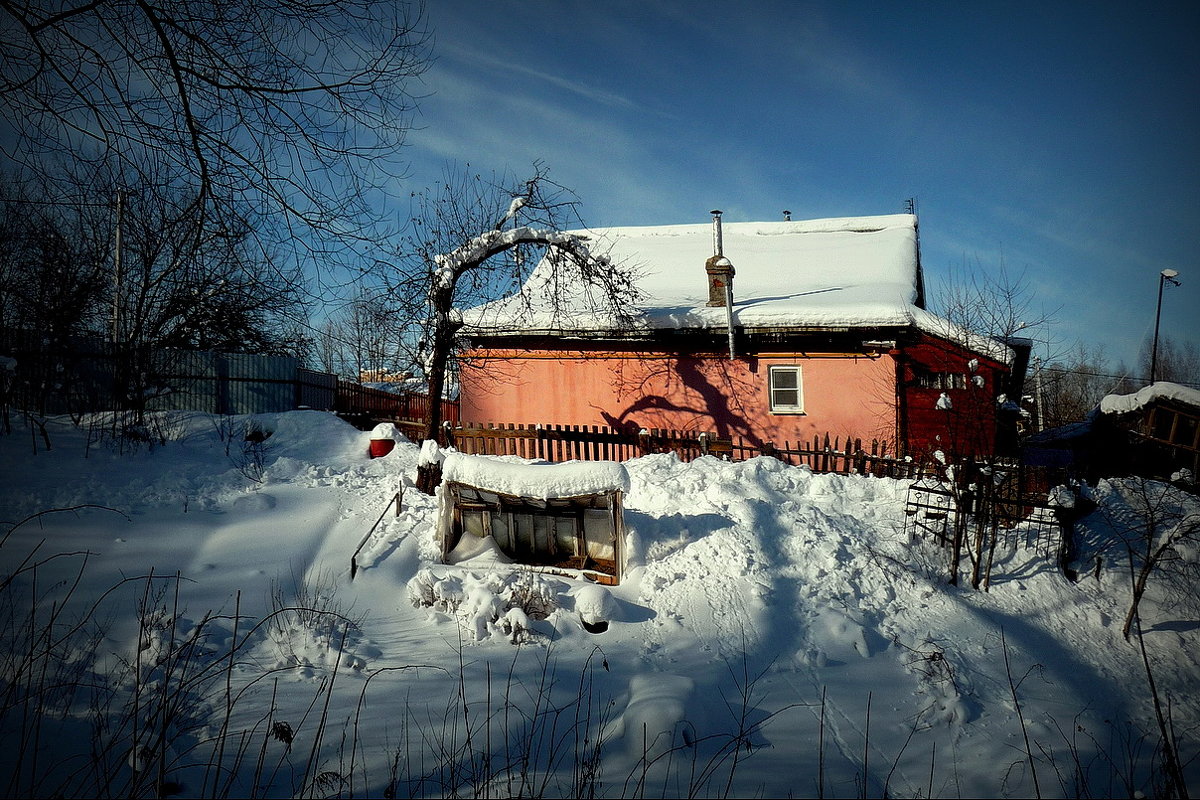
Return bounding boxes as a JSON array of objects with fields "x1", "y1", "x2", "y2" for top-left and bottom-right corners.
[{"x1": 1, "y1": 411, "x2": 1196, "y2": 798}]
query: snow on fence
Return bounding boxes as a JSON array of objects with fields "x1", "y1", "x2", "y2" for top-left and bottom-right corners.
[
  {"x1": 437, "y1": 421, "x2": 922, "y2": 479},
  {"x1": 736, "y1": 432, "x2": 924, "y2": 479}
]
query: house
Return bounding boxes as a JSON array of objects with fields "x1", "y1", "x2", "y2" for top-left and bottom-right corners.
[
  {"x1": 458, "y1": 212, "x2": 1026, "y2": 461},
  {"x1": 1027, "y1": 382, "x2": 1200, "y2": 482}
]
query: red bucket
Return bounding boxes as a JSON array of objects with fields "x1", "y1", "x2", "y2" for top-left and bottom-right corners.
[{"x1": 369, "y1": 438, "x2": 395, "y2": 458}]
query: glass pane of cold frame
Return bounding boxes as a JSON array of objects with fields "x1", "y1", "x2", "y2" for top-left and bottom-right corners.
[{"x1": 583, "y1": 509, "x2": 615, "y2": 561}]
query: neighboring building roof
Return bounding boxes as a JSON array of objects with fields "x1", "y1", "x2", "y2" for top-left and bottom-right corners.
[
  {"x1": 462, "y1": 213, "x2": 1011, "y2": 362},
  {"x1": 1099, "y1": 381, "x2": 1200, "y2": 416}
]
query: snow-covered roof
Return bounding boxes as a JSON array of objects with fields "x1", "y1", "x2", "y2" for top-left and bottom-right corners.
[
  {"x1": 442, "y1": 452, "x2": 630, "y2": 499},
  {"x1": 1099, "y1": 382, "x2": 1200, "y2": 416},
  {"x1": 462, "y1": 214, "x2": 1012, "y2": 363}
]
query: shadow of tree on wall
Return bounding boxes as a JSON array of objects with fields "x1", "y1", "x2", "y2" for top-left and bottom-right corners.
[{"x1": 597, "y1": 354, "x2": 767, "y2": 449}]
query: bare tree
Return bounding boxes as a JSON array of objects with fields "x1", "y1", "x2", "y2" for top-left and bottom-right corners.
[
  {"x1": 1089, "y1": 474, "x2": 1200, "y2": 797},
  {"x1": 1, "y1": 0, "x2": 429, "y2": 278},
  {"x1": 1037, "y1": 343, "x2": 1138, "y2": 428},
  {"x1": 1097, "y1": 476, "x2": 1200, "y2": 641},
  {"x1": 1, "y1": 173, "x2": 114, "y2": 424},
  {"x1": 917, "y1": 258, "x2": 1062, "y2": 587},
  {"x1": 389, "y1": 165, "x2": 639, "y2": 492},
  {"x1": 0, "y1": 175, "x2": 111, "y2": 341},
  {"x1": 934, "y1": 258, "x2": 1055, "y2": 349},
  {"x1": 2, "y1": 170, "x2": 306, "y2": 355},
  {"x1": 1, "y1": 169, "x2": 310, "y2": 436},
  {"x1": 111, "y1": 179, "x2": 308, "y2": 356},
  {"x1": 317, "y1": 289, "x2": 406, "y2": 381},
  {"x1": 1138, "y1": 336, "x2": 1200, "y2": 389},
  {"x1": 926, "y1": 257, "x2": 1058, "y2": 443}
]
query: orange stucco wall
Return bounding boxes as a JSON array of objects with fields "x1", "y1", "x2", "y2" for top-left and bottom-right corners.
[{"x1": 459, "y1": 350, "x2": 899, "y2": 450}]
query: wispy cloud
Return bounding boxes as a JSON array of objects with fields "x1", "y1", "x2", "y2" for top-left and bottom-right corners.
[{"x1": 437, "y1": 41, "x2": 637, "y2": 110}]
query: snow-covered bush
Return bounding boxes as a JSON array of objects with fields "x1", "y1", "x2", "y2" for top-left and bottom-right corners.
[
  {"x1": 407, "y1": 567, "x2": 559, "y2": 643},
  {"x1": 266, "y1": 568, "x2": 367, "y2": 672},
  {"x1": 212, "y1": 414, "x2": 276, "y2": 484}
]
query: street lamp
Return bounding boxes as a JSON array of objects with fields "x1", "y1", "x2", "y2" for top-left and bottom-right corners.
[{"x1": 1150, "y1": 268, "x2": 1181, "y2": 384}]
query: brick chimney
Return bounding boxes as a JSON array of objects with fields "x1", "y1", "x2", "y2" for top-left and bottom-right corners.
[{"x1": 705, "y1": 209, "x2": 734, "y2": 307}]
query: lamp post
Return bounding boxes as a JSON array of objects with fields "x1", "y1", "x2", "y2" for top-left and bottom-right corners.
[{"x1": 1150, "y1": 268, "x2": 1181, "y2": 384}]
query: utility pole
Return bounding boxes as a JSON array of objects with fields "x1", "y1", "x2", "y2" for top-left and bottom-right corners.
[
  {"x1": 1150, "y1": 268, "x2": 1181, "y2": 384},
  {"x1": 1033, "y1": 356, "x2": 1045, "y2": 432},
  {"x1": 110, "y1": 189, "x2": 124, "y2": 342}
]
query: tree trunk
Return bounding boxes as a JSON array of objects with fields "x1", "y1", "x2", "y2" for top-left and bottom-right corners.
[
  {"x1": 416, "y1": 288, "x2": 457, "y2": 495},
  {"x1": 949, "y1": 505, "x2": 965, "y2": 586},
  {"x1": 1122, "y1": 555, "x2": 1154, "y2": 640}
]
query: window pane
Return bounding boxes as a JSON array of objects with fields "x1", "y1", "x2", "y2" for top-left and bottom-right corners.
[
  {"x1": 514, "y1": 514, "x2": 534, "y2": 552},
  {"x1": 462, "y1": 511, "x2": 486, "y2": 538},
  {"x1": 492, "y1": 513, "x2": 512, "y2": 551},
  {"x1": 533, "y1": 515, "x2": 552, "y2": 555},
  {"x1": 1153, "y1": 410, "x2": 1175, "y2": 441},
  {"x1": 769, "y1": 366, "x2": 802, "y2": 412},
  {"x1": 1174, "y1": 414, "x2": 1198, "y2": 447},
  {"x1": 583, "y1": 510, "x2": 616, "y2": 561},
  {"x1": 555, "y1": 517, "x2": 578, "y2": 557}
]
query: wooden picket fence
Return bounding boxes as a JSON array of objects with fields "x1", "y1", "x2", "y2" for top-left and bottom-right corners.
[
  {"x1": 442, "y1": 422, "x2": 718, "y2": 463},
  {"x1": 742, "y1": 432, "x2": 925, "y2": 479},
  {"x1": 335, "y1": 380, "x2": 460, "y2": 428},
  {"x1": 425, "y1": 421, "x2": 922, "y2": 479}
]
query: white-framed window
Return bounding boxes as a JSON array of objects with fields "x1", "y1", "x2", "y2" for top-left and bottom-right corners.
[{"x1": 768, "y1": 365, "x2": 804, "y2": 413}]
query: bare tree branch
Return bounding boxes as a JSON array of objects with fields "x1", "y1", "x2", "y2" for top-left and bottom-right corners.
[
  {"x1": 1, "y1": 0, "x2": 430, "y2": 281},
  {"x1": 385, "y1": 164, "x2": 640, "y2": 492}
]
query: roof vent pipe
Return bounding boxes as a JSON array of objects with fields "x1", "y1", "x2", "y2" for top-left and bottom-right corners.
[{"x1": 783, "y1": 209, "x2": 791, "y2": 221}]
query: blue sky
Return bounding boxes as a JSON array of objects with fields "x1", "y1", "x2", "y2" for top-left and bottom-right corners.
[{"x1": 398, "y1": 1, "x2": 1199, "y2": 377}]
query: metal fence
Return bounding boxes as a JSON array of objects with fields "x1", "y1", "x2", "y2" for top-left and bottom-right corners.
[
  {"x1": 902, "y1": 460, "x2": 1068, "y2": 588},
  {"x1": 0, "y1": 329, "x2": 444, "y2": 420}
]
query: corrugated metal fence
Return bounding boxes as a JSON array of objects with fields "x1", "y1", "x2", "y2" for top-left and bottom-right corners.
[{"x1": 0, "y1": 329, "x2": 441, "y2": 421}]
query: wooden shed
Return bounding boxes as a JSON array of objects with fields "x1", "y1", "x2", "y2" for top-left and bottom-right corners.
[{"x1": 436, "y1": 453, "x2": 630, "y2": 584}]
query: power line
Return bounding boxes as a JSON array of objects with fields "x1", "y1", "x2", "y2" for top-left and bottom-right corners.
[
  {"x1": 1, "y1": 196, "x2": 113, "y2": 208},
  {"x1": 1040, "y1": 364, "x2": 1200, "y2": 390}
]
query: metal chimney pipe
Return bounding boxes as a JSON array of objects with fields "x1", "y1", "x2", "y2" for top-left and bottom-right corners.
[
  {"x1": 710, "y1": 209, "x2": 723, "y2": 256},
  {"x1": 724, "y1": 274, "x2": 736, "y2": 361}
]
